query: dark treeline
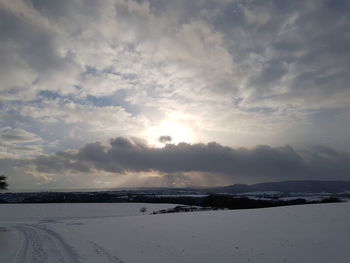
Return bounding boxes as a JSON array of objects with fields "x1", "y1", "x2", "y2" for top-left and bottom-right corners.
[
  {"x1": 133, "y1": 195, "x2": 342, "y2": 209},
  {"x1": 0, "y1": 191, "x2": 342, "y2": 210},
  {"x1": 203, "y1": 195, "x2": 341, "y2": 209}
]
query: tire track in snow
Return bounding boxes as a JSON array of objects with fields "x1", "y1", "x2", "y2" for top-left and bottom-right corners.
[
  {"x1": 11, "y1": 226, "x2": 29, "y2": 263},
  {"x1": 12, "y1": 224, "x2": 81, "y2": 263}
]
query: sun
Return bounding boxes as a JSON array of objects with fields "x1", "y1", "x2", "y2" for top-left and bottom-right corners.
[
  {"x1": 145, "y1": 120, "x2": 195, "y2": 146},
  {"x1": 159, "y1": 121, "x2": 195, "y2": 144}
]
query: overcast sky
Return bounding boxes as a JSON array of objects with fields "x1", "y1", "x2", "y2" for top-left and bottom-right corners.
[{"x1": 1, "y1": 0, "x2": 350, "y2": 190}]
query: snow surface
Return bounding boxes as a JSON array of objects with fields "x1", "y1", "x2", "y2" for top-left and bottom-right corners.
[
  {"x1": 1, "y1": 202, "x2": 349, "y2": 262},
  {"x1": 0, "y1": 203, "x2": 177, "y2": 221}
]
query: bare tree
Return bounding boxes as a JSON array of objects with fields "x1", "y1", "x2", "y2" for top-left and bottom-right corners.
[
  {"x1": 140, "y1": 207, "x2": 147, "y2": 215},
  {"x1": 0, "y1": 175, "x2": 8, "y2": 191}
]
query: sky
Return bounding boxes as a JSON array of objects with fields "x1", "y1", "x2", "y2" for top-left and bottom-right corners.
[{"x1": 1, "y1": 0, "x2": 350, "y2": 190}]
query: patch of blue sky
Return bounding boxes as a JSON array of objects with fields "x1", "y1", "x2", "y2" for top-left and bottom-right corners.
[
  {"x1": 37, "y1": 89, "x2": 139, "y2": 115},
  {"x1": 83, "y1": 65, "x2": 138, "y2": 82},
  {"x1": 243, "y1": 107, "x2": 278, "y2": 114},
  {"x1": 86, "y1": 90, "x2": 140, "y2": 115},
  {"x1": 38, "y1": 90, "x2": 65, "y2": 100}
]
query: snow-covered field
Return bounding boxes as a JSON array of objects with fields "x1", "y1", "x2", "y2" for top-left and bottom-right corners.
[{"x1": 0, "y1": 202, "x2": 349, "y2": 263}]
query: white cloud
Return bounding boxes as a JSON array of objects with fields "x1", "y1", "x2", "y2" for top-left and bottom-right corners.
[{"x1": 0, "y1": 127, "x2": 44, "y2": 158}]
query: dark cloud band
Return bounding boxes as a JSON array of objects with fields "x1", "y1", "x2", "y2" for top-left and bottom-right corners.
[{"x1": 33, "y1": 137, "x2": 350, "y2": 181}]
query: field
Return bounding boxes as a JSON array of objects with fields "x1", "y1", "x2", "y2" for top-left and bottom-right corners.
[{"x1": 0, "y1": 202, "x2": 349, "y2": 262}]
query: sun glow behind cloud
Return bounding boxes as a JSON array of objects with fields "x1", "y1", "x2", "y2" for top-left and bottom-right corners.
[{"x1": 145, "y1": 120, "x2": 195, "y2": 146}]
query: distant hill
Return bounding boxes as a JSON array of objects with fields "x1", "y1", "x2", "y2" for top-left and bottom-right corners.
[{"x1": 209, "y1": 180, "x2": 350, "y2": 194}]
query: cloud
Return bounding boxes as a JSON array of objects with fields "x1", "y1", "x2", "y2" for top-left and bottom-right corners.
[
  {"x1": 0, "y1": 0, "x2": 349, "y2": 179},
  {"x1": 159, "y1": 135, "x2": 172, "y2": 143},
  {"x1": 0, "y1": 127, "x2": 43, "y2": 158},
  {"x1": 0, "y1": 127, "x2": 41, "y2": 143},
  {"x1": 31, "y1": 137, "x2": 350, "y2": 183},
  {"x1": 231, "y1": 0, "x2": 350, "y2": 109}
]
